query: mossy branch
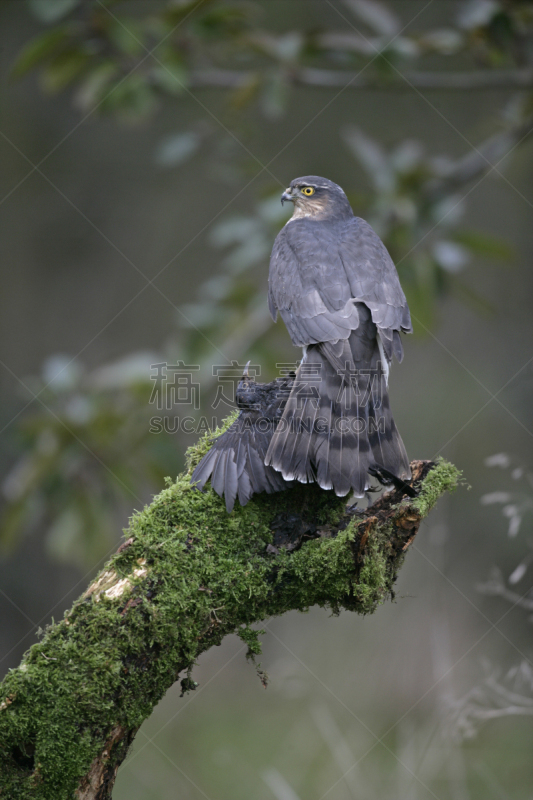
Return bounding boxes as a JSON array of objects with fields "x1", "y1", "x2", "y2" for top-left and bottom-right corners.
[{"x1": 0, "y1": 434, "x2": 460, "y2": 799}]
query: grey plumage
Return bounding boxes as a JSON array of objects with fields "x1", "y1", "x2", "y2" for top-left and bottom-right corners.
[
  {"x1": 190, "y1": 373, "x2": 293, "y2": 512},
  {"x1": 192, "y1": 175, "x2": 413, "y2": 510},
  {"x1": 265, "y1": 175, "x2": 412, "y2": 497}
]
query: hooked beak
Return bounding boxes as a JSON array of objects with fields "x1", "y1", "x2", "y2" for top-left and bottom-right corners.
[
  {"x1": 239, "y1": 360, "x2": 255, "y2": 387},
  {"x1": 281, "y1": 188, "x2": 294, "y2": 207}
]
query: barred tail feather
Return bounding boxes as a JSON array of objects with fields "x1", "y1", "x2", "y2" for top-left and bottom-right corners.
[
  {"x1": 366, "y1": 350, "x2": 410, "y2": 482},
  {"x1": 265, "y1": 318, "x2": 410, "y2": 496},
  {"x1": 291, "y1": 397, "x2": 320, "y2": 484}
]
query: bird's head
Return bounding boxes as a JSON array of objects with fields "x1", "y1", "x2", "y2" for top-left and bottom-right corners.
[{"x1": 281, "y1": 176, "x2": 352, "y2": 219}]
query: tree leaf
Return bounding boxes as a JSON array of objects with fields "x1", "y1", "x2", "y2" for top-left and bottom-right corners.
[
  {"x1": 162, "y1": 0, "x2": 216, "y2": 28},
  {"x1": 433, "y1": 240, "x2": 470, "y2": 273},
  {"x1": 99, "y1": 74, "x2": 158, "y2": 119},
  {"x1": 343, "y1": 0, "x2": 400, "y2": 36},
  {"x1": 41, "y1": 48, "x2": 89, "y2": 92},
  {"x1": 452, "y1": 229, "x2": 514, "y2": 261},
  {"x1": 11, "y1": 27, "x2": 71, "y2": 77},
  {"x1": 457, "y1": 0, "x2": 500, "y2": 31},
  {"x1": 261, "y1": 72, "x2": 288, "y2": 120},
  {"x1": 229, "y1": 74, "x2": 261, "y2": 110},
  {"x1": 450, "y1": 276, "x2": 495, "y2": 317},
  {"x1": 342, "y1": 125, "x2": 394, "y2": 193},
  {"x1": 74, "y1": 62, "x2": 118, "y2": 111},
  {"x1": 154, "y1": 132, "x2": 200, "y2": 167},
  {"x1": 106, "y1": 17, "x2": 146, "y2": 57},
  {"x1": 28, "y1": 0, "x2": 81, "y2": 24},
  {"x1": 151, "y1": 59, "x2": 188, "y2": 95}
]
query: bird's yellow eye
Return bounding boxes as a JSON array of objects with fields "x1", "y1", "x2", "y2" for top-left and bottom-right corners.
[{"x1": 301, "y1": 186, "x2": 315, "y2": 196}]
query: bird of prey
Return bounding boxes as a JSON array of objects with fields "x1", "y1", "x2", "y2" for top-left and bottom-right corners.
[
  {"x1": 264, "y1": 175, "x2": 412, "y2": 498},
  {"x1": 191, "y1": 175, "x2": 413, "y2": 510},
  {"x1": 190, "y1": 370, "x2": 294, "y2": 512}
]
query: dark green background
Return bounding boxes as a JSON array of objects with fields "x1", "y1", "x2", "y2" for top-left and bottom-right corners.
[{"x1": 1, "y1": 2, "x2": 532, "y2": 798}]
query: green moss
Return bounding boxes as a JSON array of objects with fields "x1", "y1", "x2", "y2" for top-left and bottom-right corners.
[
  {"x1": 412, "y1": 458, "x2": 461, "y2": 517},
  {"x1": 238, "y1": 625, "x2": 264, "y2": 658},
  {"x1": 185, "y1": 411, "x2": 239, "y2": 472},
  {"x1": 356, "y1": 528, "x2": 390, "y2": 610},
  {"x1": 0, "y1": 436, "x2": 460, "y2": 799}
]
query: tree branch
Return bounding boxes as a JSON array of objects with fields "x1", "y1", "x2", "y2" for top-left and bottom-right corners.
[
  {"x1": 187, "y1": 68, "x2": 533, "y2": 91},
  {"x1": 0, "y1": 450, "x2": 460, "y2": 800},
  {"x1": 423, "y1": 116, "x2": 533, "y2": 201}
]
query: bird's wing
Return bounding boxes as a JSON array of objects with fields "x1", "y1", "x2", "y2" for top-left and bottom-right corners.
[
  {"x1": 268, "y1": 219, "x2": 360, "y2": 348},
  {"x1": 190, "y1": 410, "x2": 289, "y2": 512},
  {"x1": 268, "y1": 217, "x2": 411, "y2": 360},
  {"x1": 338, "y1": 217, "x2": 412, "y2": 361}
]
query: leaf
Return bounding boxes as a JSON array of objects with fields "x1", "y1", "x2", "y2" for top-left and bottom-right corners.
[
  {"x1": 99, "y1": 74, "x2": 157, "y2": 119},
  {"x1": 271, "y1": 32, "x2": 303, "y2": 63},
  {"x1": 46, "y1": 506, "x2": 84, "y2": 563},
  {"x1": 0, "y1": 499, "x2": 32, "y2": 551},
  {"x1": 509, "y1": 562, "x2": 528, "y2": 585},
  {"x1": 209, "y1": 216, "x2": 257, "y2": 247},
  {"x1": 433, "y1": 240, "x2": 470, "y2": 273},
  {"x1": 342, "y1": 125, "x2": 394, "y2": 193},
  {"x1": 151, "y1": 59, "x2": 188, "y2": 95},
  {"x1": 28, "y1": 0, "x2": 81, "y2": 23},
  {"x1": 507, "y1": 514, "x2": 521, "y2": 537},
  {"x1": 480, "y1": 491, "x2": 511, "y2": 504},
  {"x1": 193, "y1": 6, "x2": 248, "y2": 39},
  {"x1": 457, "y1": 0, "x2": 500, "y2": 31},
  {"x1": 91, "y1": 352, "x2": 158, "y2": 390},
  {"x1": 11, "y1": 27, "x2": 71, "y2": 78},
  {"x1": 391, "y1": 139, "x2": 424, "y2": 173},
  {"x1": 484, "y1": 453, "x2": 511, "y2": 468},
  {"x1": 154, "y1": 132, "x2": 200, "y2": 167},
  {"x1": 343, "y1": 0, "x2": 400, "y2": 36},
  {"x1": 450, "y1": 277, "x2": 495, "y2": 317},
  {"x1": 452, "y1": 229, "x2": 514, "y2": 261},
  {"x1": 229, "y1": 74, "x2": 261, "y2": 111},
  {"x1": 74, "y1": 62, "x2": 118, "y2": 111},
  {"x1": 261, "y1": 72, "x2": 288, "y2": 120},
  {"x1": 106, "y1": 17, "x2": 146, "y2": 57},
  {"x1": 42, "y1": 353, "x2": 83, "y2": 390},
  {"x1": 387, "y1": 36, "x2": 420, "y2": 60},
  {"x1": 163, "y1": 0, "x2": 216, "y2": 28},
  {"x1": 41, "y1": 48, "x2": 89, "y2": 92},
  {"x1": 419, "y1": 28, "x2": 464, "y2": 55}
]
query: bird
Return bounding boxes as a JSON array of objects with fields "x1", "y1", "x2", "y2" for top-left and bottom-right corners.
[
  {"x1": 190, "y1": 368, "x2": 294, "y2": 512},
  {"x1": 264, "y1": 175, "x2": 412, "y2": 498}
]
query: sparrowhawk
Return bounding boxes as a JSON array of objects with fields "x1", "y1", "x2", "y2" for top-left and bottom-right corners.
[
  {"x1": 192, "y1": 175, "x2": 412, "y2": 509},
  {"x1": 264, "y1": 175, "x2": 411, "y2": 497}
]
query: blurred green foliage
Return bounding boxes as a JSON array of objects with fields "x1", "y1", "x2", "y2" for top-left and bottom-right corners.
[
  {"x1": 1, "y1": 355, "x2": 179, "y2": 567},
  {"x1": 12, "y1": 0, "x2": 533, "y2": 120},
  {"x1": 2, "y1": 0, "x2": 533, "y2": 566}
]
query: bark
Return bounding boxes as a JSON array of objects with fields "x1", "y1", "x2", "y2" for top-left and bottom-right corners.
[{"x1": 0, "y1": 444, "x2": 460, "y2": 800}]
